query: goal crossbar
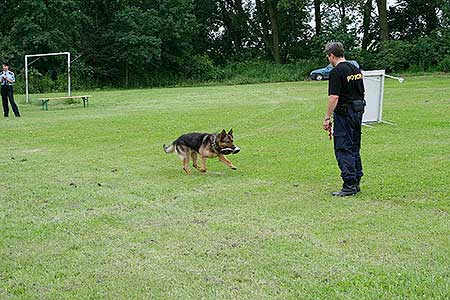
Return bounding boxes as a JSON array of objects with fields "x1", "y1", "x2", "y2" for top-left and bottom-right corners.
[{"x1": 25, "y1": 52, "x2": 71, "y2": 103}]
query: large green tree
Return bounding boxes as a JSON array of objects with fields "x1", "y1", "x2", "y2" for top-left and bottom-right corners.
[
  {"x1": 389, "y1": 0, "x2": 443, "y2": 40},
  {"x1": 111, "y1": 7, "x2": 162, "y2": 88},
  {"x1": 1, "y1": 0, "x2": 449, "y2": 89},
  {"x1": 252, "y1": 0, "x2": 309, "y2": 64}
]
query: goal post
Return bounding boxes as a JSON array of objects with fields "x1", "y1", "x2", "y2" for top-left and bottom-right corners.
[{"x1": 25, "y1": 52, "x2": 71, "y2": 103}]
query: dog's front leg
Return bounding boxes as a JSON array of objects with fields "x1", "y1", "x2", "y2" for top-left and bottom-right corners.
[
  {"x1": 191, "y1": 152, "x2": 199, "y2": 169},
  {"x1": 218, "y1": 154, "x2": 237, "y2": 170},
  {"x1": 200, "y1": 155, "x2": 207, "y2": 173}
]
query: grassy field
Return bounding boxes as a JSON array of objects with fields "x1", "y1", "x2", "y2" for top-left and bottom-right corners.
[{"x1": 1, "y1": 76, "x2": 449, "y2": 299}]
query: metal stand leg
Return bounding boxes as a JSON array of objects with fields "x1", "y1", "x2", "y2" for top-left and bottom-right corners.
[
  {"x1": 82, "y1": 97, "x2": 89, "y2": 107},
  {"x1": 381, "y1": 120, "x2": 397, "y2": 126},
  {"x1": 41, "y1": 100, "x2": 49, "y2": 111}
]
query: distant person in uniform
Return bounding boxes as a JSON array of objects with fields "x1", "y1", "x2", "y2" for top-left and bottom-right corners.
[
  {"x1": 1, "y1": 62, "x2": 21, "y2": 118},
  {"x1": 322, "y1": 42, "x2": 365, "y2": 196}
]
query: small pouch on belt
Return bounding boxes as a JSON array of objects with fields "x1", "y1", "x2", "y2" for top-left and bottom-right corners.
[{"x1": 352, "y1": 99, "x2": 366, "y2": 113}]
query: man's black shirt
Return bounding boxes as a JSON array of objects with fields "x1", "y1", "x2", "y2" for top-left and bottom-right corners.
[{"x1": 328, "y1": 61, "x2": 365, "y2": 107}]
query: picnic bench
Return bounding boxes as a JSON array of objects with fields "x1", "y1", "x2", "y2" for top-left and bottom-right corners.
[{"x1": 37, "y1": 95, "x2": 92, "y2": 111}]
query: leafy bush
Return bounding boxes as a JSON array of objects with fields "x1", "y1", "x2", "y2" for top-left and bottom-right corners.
[
  {"x1": 357, "y1": 50, "x2": 381, "y2": 70},
  {"x1": 377, "y1": 40, "x2": 413, "y2": 72},
  {"x1": 70, "y1": 61, "x2": 95, "y2": 90},
  {"x1": 307, "y1": 30, "x2": 359, "y2": 61},
  {"x1": 182, "y1": 54, "x2": 227, "y2": 81},
  {"x1": 413, "y1": 37, "x2": 440, "y2": 71},
  {"x1": 220, "y1": 60, "x2": 320, "y2": 85},
  {"x1": 13, "y1": 63, "x2": 95, "y2": 94},
  {"x1": 15, "y1": 71, "x2": 68, "y2": 94},
  {"x1": 439, "y1": 57, "x2": 450, "y2": 72}
]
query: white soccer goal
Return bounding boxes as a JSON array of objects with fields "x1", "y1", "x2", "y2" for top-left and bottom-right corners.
[{"x1": 25, "y1": 52, "x2": 71, "y2": 103}]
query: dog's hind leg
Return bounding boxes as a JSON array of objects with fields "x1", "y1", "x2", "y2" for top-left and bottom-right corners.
[
  {"x1": 183, "y1": 157, "x2": 192, "y2": 175},
  {"x1": 176, "y1": 145, "x2": 192, "y2": 175},
  {"x1": 191, "y1": 152, "x2": 200, "y2": 169},
  {"x1": 218, "y1": 154, "x2": 237, "y2": 170}
]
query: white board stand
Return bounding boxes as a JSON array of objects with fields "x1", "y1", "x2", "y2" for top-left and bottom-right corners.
[{"x1": 362, "y1": 70, "x2": 386, "y2": 124}]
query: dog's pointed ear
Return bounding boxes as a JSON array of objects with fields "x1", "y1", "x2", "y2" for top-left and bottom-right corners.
[
  {"x1": 228, "y1": 129, "x2": 233, "y2": 136},
  {"x1": 220, "y1": 129, "x2": 226, "y2": 136}
]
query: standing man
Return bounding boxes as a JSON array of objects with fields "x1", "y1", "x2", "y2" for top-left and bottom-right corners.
[
  {"x1": 1, "y1": 62, "x2": 21, "y2": 118},
  {"x1": 323, "y1": 42, "x2": 365, "y2": 196}
]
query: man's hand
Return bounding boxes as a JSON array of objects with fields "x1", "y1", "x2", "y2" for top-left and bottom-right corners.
[
  {"x1": 323, "y1": 118, "x2": 333, "y2": 140},
  {"x1": 323, "y1": 118, "x2": 331, "y2": 131},
  {"x1": 323, "y1": 95, "x2": 338, "y2": 138}
]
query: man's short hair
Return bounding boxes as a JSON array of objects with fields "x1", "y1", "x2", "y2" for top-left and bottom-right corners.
[
  {"x1": 325, "y1": 42, "x2": 345, "y2": 58},
  {"x1": 2, "y1": 62, "x2": 10, "y2": 67}
]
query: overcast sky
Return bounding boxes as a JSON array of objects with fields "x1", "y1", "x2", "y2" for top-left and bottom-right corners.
[{"x1": 387, "y1": 0, "x2": 397, "y2": 7}]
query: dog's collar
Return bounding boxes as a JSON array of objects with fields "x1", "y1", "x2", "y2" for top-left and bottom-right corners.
[
  {"x1": 202, "y1": 134, "x2": 221, "y2": 153},
  {"x1": 207, "y1": 134, "x2": 222, "y2": 153},
  {"x1": 210, "y1": 135, "x2": 221, "y2": 153}
]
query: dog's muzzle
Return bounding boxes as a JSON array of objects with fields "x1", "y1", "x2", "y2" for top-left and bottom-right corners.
[{"x1": 220, "y1": 146, "x2": 241, "y2": 155}]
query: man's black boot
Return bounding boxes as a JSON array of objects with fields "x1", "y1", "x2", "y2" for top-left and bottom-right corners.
[{"x1": 332, "y1": 181, "x2": 358, "y2": 197}]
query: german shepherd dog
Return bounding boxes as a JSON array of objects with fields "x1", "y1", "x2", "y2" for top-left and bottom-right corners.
[{"x1": 163, "y1": 129, "x2": 240, "y2": 174}]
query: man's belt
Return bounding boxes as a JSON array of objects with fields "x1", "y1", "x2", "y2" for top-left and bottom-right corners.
[{"x1": 336, "y1": 99, "x2": 366, "y2": 115}]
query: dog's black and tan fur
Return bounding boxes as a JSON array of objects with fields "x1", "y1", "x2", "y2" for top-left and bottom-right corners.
[{"x1": 163, "y1": 129, "x2": 237, "y2": 174}]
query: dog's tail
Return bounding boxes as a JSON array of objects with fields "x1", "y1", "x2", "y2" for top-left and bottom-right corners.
[{"x1": 163, "y1": 143, "x2": 175, "y2": 154}]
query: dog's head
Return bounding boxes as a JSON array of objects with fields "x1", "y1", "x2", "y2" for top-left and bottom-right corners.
[
  {"x1": 218, "y1": 129, "x2": 240, "y2": 155},
  {"x1": 217, "y1": 129, "x2": 234, "y2": 149}
]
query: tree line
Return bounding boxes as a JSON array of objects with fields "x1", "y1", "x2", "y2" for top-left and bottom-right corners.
[{"x1": 0, "y1": 0, "x2": 449, "y2": 90}]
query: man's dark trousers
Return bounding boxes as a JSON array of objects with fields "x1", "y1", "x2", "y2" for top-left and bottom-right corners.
[
  {"x1": 333, "y1": 105, "x2": 363, "y2": 184},
  {"x1": 1, "y1": 85, "x2": 20, "y2": 117}
]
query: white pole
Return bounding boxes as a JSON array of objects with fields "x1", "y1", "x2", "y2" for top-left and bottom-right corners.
[
  {"x1": 379, "y1": 73, "x2": 386, "y2": 122},
  {"x1": 25, "y1": 56, "x2": 29, "y2": 103},
  {"x1": 384, "y1": 74, "x2": 405, "y2": 83},
  {"x1": 67, "y1": 52, "x2": 71, "y2": 96}
]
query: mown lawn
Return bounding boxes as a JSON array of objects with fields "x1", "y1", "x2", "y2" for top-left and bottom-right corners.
[{"x1": 0, "y1": 76, "x2": 449, "y2": 299}]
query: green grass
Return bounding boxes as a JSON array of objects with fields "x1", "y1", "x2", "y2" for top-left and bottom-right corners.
[{"x1": 1, "y1": 76, "x2": 449, "y2": 299}]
